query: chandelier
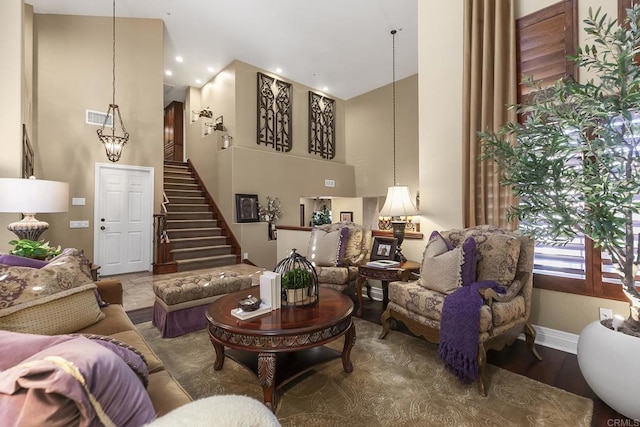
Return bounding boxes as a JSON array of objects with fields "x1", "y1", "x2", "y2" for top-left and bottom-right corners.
[{"x1": 97, "y1": 0, "x2": 129, "y2": 162}]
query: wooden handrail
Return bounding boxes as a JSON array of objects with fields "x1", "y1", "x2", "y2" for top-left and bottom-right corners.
[
  {"x1": 187, "y1": 159, "x2": 242, "y2": 264},
  {"x1": 152, "y1": 210, "x2": 176, "y2": 273}
]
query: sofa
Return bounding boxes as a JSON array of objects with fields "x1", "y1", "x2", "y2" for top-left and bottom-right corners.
[{"x1": 0, "y1": 249, "x2": 192, "y2": 425}]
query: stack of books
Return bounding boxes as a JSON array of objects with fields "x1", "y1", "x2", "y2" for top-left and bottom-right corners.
[
  {"x1": 366, "y1": 259, "x2": 401, "y2": 268},
  {"x1": 231, "y1": 271, "x2": 282, "y2": 320}
]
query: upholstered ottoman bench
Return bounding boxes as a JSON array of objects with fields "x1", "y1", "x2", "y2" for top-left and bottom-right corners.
[{"x1": 152, "y1": 273, "x2": 252, "y2": 338}]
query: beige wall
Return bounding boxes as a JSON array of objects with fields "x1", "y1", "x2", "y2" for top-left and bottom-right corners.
[
  {"x1": 416, "y1": 0, "x2": 628, "y2": 335},
  {"x1": 0, "y1": 1, "x2": 26, "y2": 248},
  {"x1": 346, "y1": 74, "x2": 419, "y2": 198},
  {"x1": 32, "y1": 14, "x2": 164, "y2": 261}
]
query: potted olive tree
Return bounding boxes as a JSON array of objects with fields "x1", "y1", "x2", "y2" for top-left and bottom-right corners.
[{"x1": 480, "y1": 6, "x2": 640, "y2": 419}]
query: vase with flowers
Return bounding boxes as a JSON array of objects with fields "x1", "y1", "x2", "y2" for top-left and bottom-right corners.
[{"x1": 258, "y1": 196, "x2": 283, "y2": 240}]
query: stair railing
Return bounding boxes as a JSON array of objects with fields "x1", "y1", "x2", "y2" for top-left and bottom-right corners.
[
  {"x1": 153, "y1": 192, "x2": 177, "y2": 273},
  {"x1": 188, "y1": 159, "x2": 242, "y2": 264}
]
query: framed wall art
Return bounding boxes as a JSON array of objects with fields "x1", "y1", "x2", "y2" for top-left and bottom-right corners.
[
  {"x1": 257, "y1": 72, "x2": 292, "y2": 152},
  {"x1": 340, "y1": 211, "x2": 353, "y2": 222},
  {"x1": 235, "y1": 194, "x2": 260, "y2": 223}
]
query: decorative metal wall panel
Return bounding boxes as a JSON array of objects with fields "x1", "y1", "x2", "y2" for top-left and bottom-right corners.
[
  {"x1": 257, "y1": 72, "x2": 292, "y2": 152},
  {"x1": 308, "y1": 92, "x2": 336, "y2": 159}
]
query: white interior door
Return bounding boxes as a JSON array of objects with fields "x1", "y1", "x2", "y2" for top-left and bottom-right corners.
[{"x1": 94, "y1": 164, "x2": 154, "y2": 276}]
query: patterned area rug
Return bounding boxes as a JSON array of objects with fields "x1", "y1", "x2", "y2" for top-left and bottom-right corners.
[{"x1": 138, "y1": 318, "x2": 593, "y2": 426}]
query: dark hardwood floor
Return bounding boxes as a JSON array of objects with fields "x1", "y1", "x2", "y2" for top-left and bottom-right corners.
[{"x1": 128, "y1": 296, "x2": 628, "y2": 426}]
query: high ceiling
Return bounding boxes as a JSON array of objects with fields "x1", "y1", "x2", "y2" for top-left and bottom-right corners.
[{"x1": 26, "y1": 0, "x2": 418, "y2": 102}]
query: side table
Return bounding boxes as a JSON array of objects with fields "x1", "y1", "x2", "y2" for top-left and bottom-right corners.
[
  {"x1": 90, "y1": 264, "x2": 100, "y2": 281},
  {"x1": 355, "y1": 260, "x2": 420, "y2": 317}
]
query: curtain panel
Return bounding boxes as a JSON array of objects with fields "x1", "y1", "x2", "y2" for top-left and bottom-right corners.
[{"x1": 462, "y1": 0, "x2": 517, "y2": 229}]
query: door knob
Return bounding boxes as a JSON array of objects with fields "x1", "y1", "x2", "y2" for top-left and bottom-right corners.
[{"x1": 100, "y1": 226, "x2": 106, "y2": 230}]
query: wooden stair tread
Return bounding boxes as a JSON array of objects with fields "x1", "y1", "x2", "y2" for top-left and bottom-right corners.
[
  {"x1": 160, "y1": 161, "x2": 240, "y2": 274},
  {"x1": 175, "y1": 254, "x2": 237, "y2": 263},
  {"x1": 171, "y1": 245, "x2": 232, "y2": 253}
]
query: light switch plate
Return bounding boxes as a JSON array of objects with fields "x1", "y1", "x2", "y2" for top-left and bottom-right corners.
[
  {"x1": 72, "y1": 197, "x2": 86, "y2": 206},
  {"x1": 324, "y1": 179, "x2": 335, "y2": 187},
  {"x1": 69, "y1": 220, "x2": 89, "y2": 228}
]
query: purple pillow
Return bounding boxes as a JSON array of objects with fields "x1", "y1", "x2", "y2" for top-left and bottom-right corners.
[
  {"x1": 336, "y1": 227, "x2": 350, "y2": 266},
  {"x1": 460, "y1": 236, "x2": 477, "y2": 286},
  {"x1": 0, "y1": 254, "x2": 47, "y2": 269},
  {"x1": 0, "y1": 331, "x2": 156, "y2": 426}
]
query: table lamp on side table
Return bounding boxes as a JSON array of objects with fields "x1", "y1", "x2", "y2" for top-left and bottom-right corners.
[
  {"x1": 0, "y1": 177, "x2": 69, "y2": 241},
  {"x1": 378, "y1": 185, "x2": 420, "y2": 263}
]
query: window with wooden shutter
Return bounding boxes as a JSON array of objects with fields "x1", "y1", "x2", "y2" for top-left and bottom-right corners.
[{"x1": 516, "y1": 0, "x2": 638, "y2": 302}]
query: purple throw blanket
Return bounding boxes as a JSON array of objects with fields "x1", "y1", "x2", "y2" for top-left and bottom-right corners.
[{"x1": 438, "y1": 280, "x2": 505, "y2": 383}]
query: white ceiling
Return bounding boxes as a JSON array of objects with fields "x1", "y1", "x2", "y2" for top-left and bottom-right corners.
[{"x1": 26, "y1": 0, "x2": 418, "y2": 102}]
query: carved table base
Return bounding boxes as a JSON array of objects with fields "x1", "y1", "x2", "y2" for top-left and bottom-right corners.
[{"x1": 207, "y1": 288, "x2": 356, "y2": 412}]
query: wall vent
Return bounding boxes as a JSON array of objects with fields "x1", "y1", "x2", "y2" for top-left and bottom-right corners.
[{"x1": 86, "y1": 109, "x2": 112, "y2": 127}]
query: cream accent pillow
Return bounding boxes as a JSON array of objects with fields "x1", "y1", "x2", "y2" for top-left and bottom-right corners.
[
  {"x1": 0, "y1": 283, "x2": 105, "y2": 335},
  {"x1": 307, "y1": 228, "x2": 347, "y2": 267},
  {"x1": 419, "y1": 232, "x2": 477, "y2": 294}
]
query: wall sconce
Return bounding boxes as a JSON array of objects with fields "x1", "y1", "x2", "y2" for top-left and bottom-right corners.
[
  {"x1": 221, "y1": 133, "x2": 233, "y2": 149},
  {"x1": 204, "y1": 116, "x2": 225, "y2": 135},
  {"x1": 192, "y1": 107, "x2": 213, "y2": 122}
]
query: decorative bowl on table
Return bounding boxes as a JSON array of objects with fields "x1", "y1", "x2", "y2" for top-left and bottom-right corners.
[{"x1": 238, "y1": 295, "x2": 261, "y2": 312}]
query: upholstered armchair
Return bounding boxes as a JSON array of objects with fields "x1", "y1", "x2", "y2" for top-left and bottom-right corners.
[
  {"x1": 380, "y1": 225, "x2": 542, "y2": 395},
  {"x1": 307, "y1": 221, "x2": 372, "y2": 299}
]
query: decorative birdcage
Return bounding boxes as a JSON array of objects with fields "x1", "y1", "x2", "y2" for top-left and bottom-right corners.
[{"x1": 274, "y1": 248, "x2": 319, "y2": 307}]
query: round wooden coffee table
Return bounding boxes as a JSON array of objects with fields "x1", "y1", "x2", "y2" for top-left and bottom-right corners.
[{"x1": 206, "y1": 287, "x2": 355, "y2": 411}]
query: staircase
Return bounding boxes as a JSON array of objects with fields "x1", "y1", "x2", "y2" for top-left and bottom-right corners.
[{"x1": 163, "y1": 161, "x2": 239, "y2": 272}]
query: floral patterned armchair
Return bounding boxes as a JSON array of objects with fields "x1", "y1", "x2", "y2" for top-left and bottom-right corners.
[
  {"x1": 379, "y1": 225, "x2": 542, "y2": 395},
  {"x1": 307, "y1": 222, "x2": 372, "y2": 298}
]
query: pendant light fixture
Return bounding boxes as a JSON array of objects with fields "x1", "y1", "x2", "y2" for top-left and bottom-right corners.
[
  {"x1": 378, "y1": 29, "x2": 420, "y2": 262},
  {"x1": 97, "y1": 0, "x2": 129, "y2": 162}
]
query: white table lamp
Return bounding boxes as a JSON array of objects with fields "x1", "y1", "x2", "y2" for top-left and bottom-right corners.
[
  {"x1": 378, "y1": 185, "x2": 420, "y2": 262},
  {"x1": 0, "y1": 177, "x2": 69, "y2": 241}
]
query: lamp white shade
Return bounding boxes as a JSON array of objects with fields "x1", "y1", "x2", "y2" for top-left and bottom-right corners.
[
  {"x1": 378, "y1": 185, "x2": 420, "y2": 218},
  {"x1": 0, "y1": 178, "x2": 69, "y2": 213}
]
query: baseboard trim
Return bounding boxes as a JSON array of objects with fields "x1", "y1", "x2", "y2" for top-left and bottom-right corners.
[
  {"x1": 367, "y1": 287, "x2": 383, "y2": 302},
  {"x1": 520, "y1": 325, "x2": 579, "y2": 355}
]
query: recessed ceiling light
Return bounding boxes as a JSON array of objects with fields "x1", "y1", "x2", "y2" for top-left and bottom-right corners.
[
  {"x1": 175, "y1": 56, "x2": 184, "y2": 63},
  {"x1": 196, "y1": 79, "x2": 202, "y2": 84},
  {"x1": 276, "y1": 68, "x2": 283, "y2": 74},
  {"x1": 165, "y1": 70, "x2": 173, "y2": 76},
  {"x1": 323, "y1": 86, "x2": 329, "y2": 92},
  {"x1": 207, "y1": 67, "x2": 214, "y2": 73}
]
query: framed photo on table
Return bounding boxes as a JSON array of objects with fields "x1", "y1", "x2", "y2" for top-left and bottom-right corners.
[
  {"x1": 371, "y1": 236, "x2": 397, "y2": 261},
  {"x1": 340, "y1": 211, "x2": 353, "y2": 222},
  {"x1": 235, "y1": 194, "x2": 260, "y2": 223}
]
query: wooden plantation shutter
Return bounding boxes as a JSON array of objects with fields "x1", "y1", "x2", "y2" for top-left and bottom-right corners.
[
  {"x1": 516, "y1": 0, "x2": 577, "y2": 100},
  {"x1": 516, "y1": 0, "x2": 582, "y2": 284}
]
